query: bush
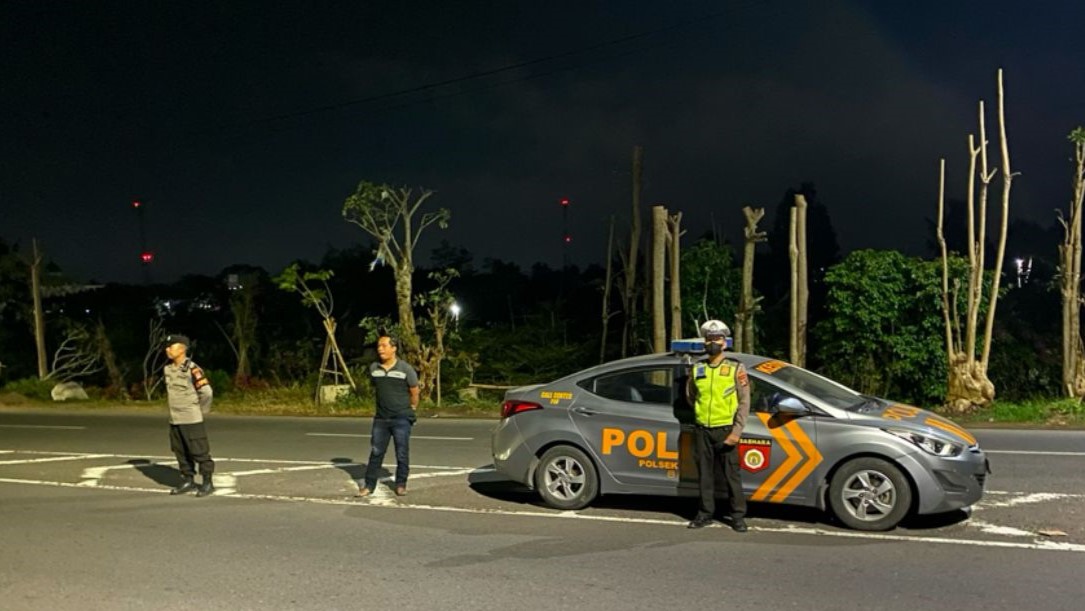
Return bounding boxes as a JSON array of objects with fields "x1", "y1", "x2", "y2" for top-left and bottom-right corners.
[
  {"x1": 2, "y1": 377, "x2": 54, "y2": 401},
  {"x1": 205, "y1": 369, "x2": 233, "y2": 396}
]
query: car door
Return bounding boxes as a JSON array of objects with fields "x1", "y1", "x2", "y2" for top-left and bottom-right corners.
[
  {"x1": 570, "y1": 366, "x2": 682, "y2": 490},
  {"x1": 740, "y1": 372, "x2": 821, "y2": 505}
]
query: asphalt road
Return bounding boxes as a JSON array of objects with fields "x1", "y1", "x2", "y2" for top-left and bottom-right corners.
[{"x1": 2, "y1": 407, "x2": 1084, "y2": 610}]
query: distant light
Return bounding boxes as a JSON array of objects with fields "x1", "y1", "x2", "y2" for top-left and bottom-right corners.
[
  {"x1": 563, "y1": 235, "x2": 572, "y2": 243},
  {"x1": 560, "y1": 198, "x2": 570, "y2": 207},
  {"x1": 132, "y1": 200, "x2": 142, "y2": 208},
  {"x1": 449, "y1": 301, "x2": 461, "y2": 320},
  {"x1": 140, "y1": 252, "x2": 154, "y2": 263}
]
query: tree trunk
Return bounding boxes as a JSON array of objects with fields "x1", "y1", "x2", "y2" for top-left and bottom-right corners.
[
  {"x1": 795, "y1": 193, "x2": 809, "y2": 367},
  {"x1": 668, "y1": 212, "x2": 682, "y2": 342},
  {"x1": 737, "y1": 206, "x2": 766, "y2": 354},
  {"x1": 651, "y1": 205, "x2": 667, "y2": 353},
  {"x1": 95, "y1": 320, "x2": 129, "y2": 399},
  {"x1": 1060, "y1": 130, "x2": 1085, "y2": 396},
  {"x1": 622, "y1": 145, "x2": 643, "y2": 358},
  {"x1": 601, "y1": 216, "x2": 615, "y2": 363},
  {"x1": 394, "y1": 261, "x2": 418, "y2": 353},
  {"x1": 788, "y1": 207, "x2": 799, "y2": 364},
  {"x1": 31, "y1": 239, "x2": 47, "y2": 380}
]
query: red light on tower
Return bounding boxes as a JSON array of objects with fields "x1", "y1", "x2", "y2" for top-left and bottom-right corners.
[
  {"x1": 132, "y1": 200, "x2": 142, "y2": 208},
  {"x1": 563, "y1": 235, "x2": 572, "y2": 243},
  {"x1": 560, "y1": 197, "x2": 570, "y2": 207},
  {"x1": 140, "y1": 252, "x2": 154, "y2": 264}
]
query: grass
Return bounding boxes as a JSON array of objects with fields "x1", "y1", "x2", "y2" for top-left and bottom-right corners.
[{"x1": 936, "y1": 397, "x2": 1085, "y2": 427}]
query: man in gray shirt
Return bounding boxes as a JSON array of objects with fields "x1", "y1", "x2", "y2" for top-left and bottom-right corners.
[
  {"x1": 163, "y1": 334, "x2": 215, "y2": 497},
  {"x1": 357, "y1": 335, "x2": 419, "y2": 498}
]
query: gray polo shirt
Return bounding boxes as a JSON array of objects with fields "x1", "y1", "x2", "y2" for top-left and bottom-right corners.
[
  {"x1": 368, "y1": 358, "x2": 418, "y2": 420},
  {"x1": 165, "y1": 358, "x2": 213, "y2": 425}
]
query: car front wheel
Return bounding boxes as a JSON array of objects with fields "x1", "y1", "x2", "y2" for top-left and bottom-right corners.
[
  {"x1": 535, "y1": 445, "x2": 599, "y2": 510},
  {"x1": 829, "y1": 457, "x2": 912, "y2": 531}
]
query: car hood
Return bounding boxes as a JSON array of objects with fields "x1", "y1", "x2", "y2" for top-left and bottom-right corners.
[{"x1": 853, "y1": 402, "x2": 978, "y2": 447}]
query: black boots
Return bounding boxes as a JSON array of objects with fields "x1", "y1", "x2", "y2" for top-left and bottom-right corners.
[
  {"x1": 170, "y1": 477, "x2": 198, "y2": 495},
  {"x1": 196, "y1": 476, "x2": 215, "y2": 497}
]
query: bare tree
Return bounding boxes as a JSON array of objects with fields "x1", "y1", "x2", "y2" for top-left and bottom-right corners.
[
  {"x1": 141, "y1": 317, "x2": 169, "y2": 400},
  {"x1": 95, "y1": 319, "x2": 128, "y2": 399},
  {"x1": 667, "y1": 211, "x2": 684, "y2": 342},
  {"x1": 600, "y1": 216, "x2": 617, "y2": 363},
  {"x1": 651, "y1": 205, "x2": 668, "y2": 352},
  {"x1": 30, "y1": 239, "x2": 47, "y2": 379},
  {"x1": 735, "y1": 206, "x2": 766, "y2": 353},
  {"x1": 343, "y1": 182, "x2": 450, "y2": 356},
  {"x1": 619, "y1": 145, "x2": 644, "y2": 358},
  {"x1": 1058, "y1": 127, "x2": 1085, "y2": 397},
  {"x1": 937, "y1": 69, "x2": 1015, "y2": 413},
  {"x1": 46, "y1": 324, "x2": 102, "y2": 382}
]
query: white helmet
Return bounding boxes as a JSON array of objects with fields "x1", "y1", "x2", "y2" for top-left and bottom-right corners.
[{"x1": 699, "y1": 319, "x2": 731, "y2": 339}]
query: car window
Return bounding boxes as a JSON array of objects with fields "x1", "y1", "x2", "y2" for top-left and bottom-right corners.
[
  {"x1": 581, "y1": 368, "x2": 673, "y2": 405},
  {"x1": 748, "y1": 376, "x2": 801, "y2": 414}
]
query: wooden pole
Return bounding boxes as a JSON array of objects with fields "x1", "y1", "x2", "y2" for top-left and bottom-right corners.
[
  {"x1": 652, "y1": 205, "x2": 668, "y2": 353},
  {"x1": 668, "y1": 212, "x2": 683, "y2": 343},
  {"x1": 789, "y1": 208, "x2": 799, "y2": 364}
]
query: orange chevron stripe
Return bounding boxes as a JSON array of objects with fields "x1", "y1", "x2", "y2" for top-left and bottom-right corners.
[
  {"x1": 771, "y1": 420, "x2": 823, "y2": 502},
  {"x1": 751, "y1": 413, "x2": 802, "y2": 502},
  {"x1": 924, "y1": 417, "x2": 976, "y2": 445}
]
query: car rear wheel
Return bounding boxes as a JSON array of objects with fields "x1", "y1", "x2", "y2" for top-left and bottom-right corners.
[
  {"x1": 535, "y1": 445, "x2": 599, "y2": 510},
  {"x1": 829, "y1": 457, "x2": 912, "y2": 531}
]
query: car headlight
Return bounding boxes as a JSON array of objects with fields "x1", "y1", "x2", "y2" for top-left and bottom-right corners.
[{"x1": 885, "y1": 428, "x2": 963, "y2": 457}]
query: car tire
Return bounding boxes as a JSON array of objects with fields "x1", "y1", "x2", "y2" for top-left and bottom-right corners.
[
  {"x1": 828, "y1": 457, "x2": 912, "y2": 531},
  {"x1": 534, "y1": 445, "x2": 599, "y2": 510}
]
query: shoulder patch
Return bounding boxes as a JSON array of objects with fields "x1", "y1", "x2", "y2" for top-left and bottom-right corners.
[
  {"x1": 736, "y1": 366, "x2": 749, "y2": 387},
  {"x1": 190, "y1": 366, "x2": 210, "y2": 389}
]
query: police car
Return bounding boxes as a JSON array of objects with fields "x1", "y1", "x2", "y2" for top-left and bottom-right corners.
[{"x1": 491, "y1": 341, "x2": 989, "y2": 531}]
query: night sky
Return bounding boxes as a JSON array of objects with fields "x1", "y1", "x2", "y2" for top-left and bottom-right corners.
[{"x1": 2, "y1": 1, "x2": 1083, "y2": 284}]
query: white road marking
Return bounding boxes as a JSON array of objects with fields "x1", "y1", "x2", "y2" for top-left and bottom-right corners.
[
  {"x1": 0, "y1": 449, "x2": 476, "y2": 470},
  {"x1": 979, "y1": 492, "x2": 1078, "y2": 508},
  {"x1": 0, "y1": 454, "x2": 109, "y2": 465},
  {"x1": 2, "y1": 475, "x2": 1083, "y2": 553},
  {"x1": 0, "y1": 424, "x2": 86, "y2": 430},
  {"x1": 985, "y1": 450, "x2": 1085, "y2": 457},
  {"x1": 969, "y1": 520, "x2": 1037, "y2": 537},
  {"x1": 306, "y1": 433, "x2": 474, "y2": 441}
]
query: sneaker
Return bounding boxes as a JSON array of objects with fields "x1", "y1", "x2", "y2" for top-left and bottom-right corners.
[
  {"x1": 731, "y1": 518, "x2": 748, "y2": 533},
  {"x1": 395, "y1": 486, "x2": 407, "y2": 497},
  {"x1": 687, "y1": 514, "x2": 713, "y2": 529}
]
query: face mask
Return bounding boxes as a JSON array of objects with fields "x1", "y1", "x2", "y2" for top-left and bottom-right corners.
[{"x1": 705, "y1": 341, "x2": 723, "y2": 356}]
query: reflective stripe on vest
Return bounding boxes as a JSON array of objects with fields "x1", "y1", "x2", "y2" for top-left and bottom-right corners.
[{"x1": 693, "y1": 361, "x2": 739, "y2": 427}]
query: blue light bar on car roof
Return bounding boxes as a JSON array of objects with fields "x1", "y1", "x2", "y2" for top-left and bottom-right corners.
[{"x1": 670, "y1": 337, "x2": 733, "y2": 353}]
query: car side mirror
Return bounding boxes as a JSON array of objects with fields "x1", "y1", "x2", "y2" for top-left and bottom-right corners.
[{"x1": 773, "y1": 396, "x2": 809, "y2": 415}]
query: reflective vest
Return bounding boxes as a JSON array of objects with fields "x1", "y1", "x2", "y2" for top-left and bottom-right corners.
[{"x1": 692, "y1": 360, "x2": 739, "y2": 427}]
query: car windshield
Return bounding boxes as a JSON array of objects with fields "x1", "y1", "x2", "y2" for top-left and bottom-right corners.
[{"x1": 767, "y1": 364, "x2": 862, "y2": 410}]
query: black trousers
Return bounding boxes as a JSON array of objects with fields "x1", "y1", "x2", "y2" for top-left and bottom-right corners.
[
  {"x1": 169, "y1": 422, "x2": 214, "y2": 478},
  {"x1": 693, "y1": 425, "x2": 747, "y2": 519}
]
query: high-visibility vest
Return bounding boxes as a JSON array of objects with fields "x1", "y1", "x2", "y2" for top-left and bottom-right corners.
[{"x1": 692, "y1": 360, "x2": 739, "y2": 427}]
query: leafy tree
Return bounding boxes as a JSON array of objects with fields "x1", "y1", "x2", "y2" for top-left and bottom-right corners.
[
  {"x1": 815, "y1": 250, "x2": 974, "y2": 404},
  {"x1": 679, "y1": 239, "x2": 742, "y2": 333},
  {"x1": 342, "y1": 182, "x2": 450, "y2": 356}
]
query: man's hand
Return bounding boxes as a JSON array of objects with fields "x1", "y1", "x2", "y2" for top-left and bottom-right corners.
[{"x1": 724, "y1": 432, "x2": 740, "y2": 446}]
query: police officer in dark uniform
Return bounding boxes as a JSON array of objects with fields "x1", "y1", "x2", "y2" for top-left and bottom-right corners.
[
  {"x1": 163, "y1": 334, "x2": 216, "y2": 497},
  {"x1": 685, "y1": 320, "x2": 750, "y2": 531}
]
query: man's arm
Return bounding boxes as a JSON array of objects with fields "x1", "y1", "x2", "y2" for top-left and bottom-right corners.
[
  {"x1": 726, "y1": 364, "x2": 750, "y2": 444},
  {"x1": 409, "y1": 385, "x2": 420, "y2": 409},
  {"x1": 191, "y1": 365, "x2": 213, "y2": 415},
  {"x1": 405, "y1": 365, "x2": 420, "y2": 409}
]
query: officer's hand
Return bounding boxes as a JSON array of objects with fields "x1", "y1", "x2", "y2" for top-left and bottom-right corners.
[{"x1": 724, "y1": 432, "x2": 740, "y2": 446}]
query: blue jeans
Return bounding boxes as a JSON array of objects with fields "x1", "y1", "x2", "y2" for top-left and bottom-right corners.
[{"x1": 363, "y1": 417, "x2": 413, "y2": 490}]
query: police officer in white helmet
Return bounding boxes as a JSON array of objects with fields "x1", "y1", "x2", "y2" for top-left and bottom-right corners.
[{"x1": 685, "y1": 319, "x2": 750, "y2": 531}]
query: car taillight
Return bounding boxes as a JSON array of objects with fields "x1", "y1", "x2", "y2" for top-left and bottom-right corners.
[{"x1": 501, "y1": 400, "x2": 542, "y2": 419}]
